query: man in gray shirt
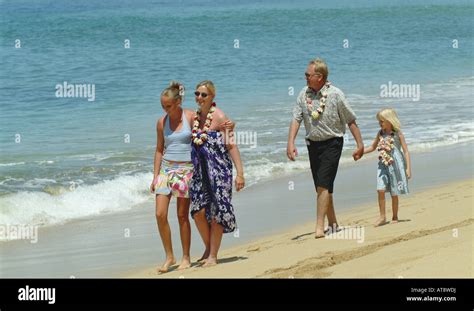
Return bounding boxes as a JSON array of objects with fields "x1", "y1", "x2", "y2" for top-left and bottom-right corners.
[{"x1": 287, "y1": 58, "x2": 364, "y2": 238}]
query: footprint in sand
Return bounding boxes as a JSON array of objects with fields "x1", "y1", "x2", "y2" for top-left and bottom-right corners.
[{"x1": 247, "y1": 246, "x2": 260, "y2": 252}]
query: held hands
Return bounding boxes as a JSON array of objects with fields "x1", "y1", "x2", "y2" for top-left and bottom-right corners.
[
  {"x1": 235, "y1": 175, "x2": 245, "y2": 191},
  {"x1": 352, "y1": 145, "x2": 364, "y2": 161},
  {"x1": 287, "y1": 142, "x2": 298, "y2": 161}
]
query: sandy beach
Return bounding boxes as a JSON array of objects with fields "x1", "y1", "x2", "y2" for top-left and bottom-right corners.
[
  {"x1": 126, "y1": 178, "x2": 473, "y2": 278},
  {"x1": 2, "y1": 3, "x2": 473, "y2": 308}
]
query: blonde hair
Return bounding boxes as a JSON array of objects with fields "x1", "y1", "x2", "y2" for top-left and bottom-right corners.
[
  {"x1": 377, "y1": 108, "x2": 401, "y2": 132},
  {"x1": 161, "y1": 80, "x2": 185, "y2": 101},
  {"x1": 196, "y1": 80, "x2": 216, "y2": 96},
  {"x1": 309, "y1": 58, "x2": 329, "y2": 81}
]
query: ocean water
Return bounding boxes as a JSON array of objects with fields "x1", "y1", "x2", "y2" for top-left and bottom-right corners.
[{"x1": 1, "y1": 0, "x2": 473, "y2": 230}]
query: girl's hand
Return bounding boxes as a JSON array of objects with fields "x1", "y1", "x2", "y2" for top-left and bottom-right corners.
[
  {"x1": 150, "y1": 178, "x2": 158, "y2": 193},
  {"x1": 235, "y1": 175, "x2": 245, "y2": 191},
  {"x1": 406, "y1": 170, "x2": 411, "y2": 179}
]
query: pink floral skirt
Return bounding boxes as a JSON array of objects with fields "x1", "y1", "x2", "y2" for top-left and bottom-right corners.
[{"x1": 154, "y1": 160, "x2": 193, "y2": 198}]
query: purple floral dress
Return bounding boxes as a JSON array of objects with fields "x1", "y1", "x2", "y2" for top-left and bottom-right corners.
[{"x1": 190, "y1": 131, "x2": 237, "y2": 233}]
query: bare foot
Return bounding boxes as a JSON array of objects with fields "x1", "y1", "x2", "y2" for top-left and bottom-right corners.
[
  {"x1": 324, "y1": 225, "x2": 341, "y2": 234},
  {"x1": 315, "y1": 230, "x2": 326, "y2": 239},
  {"x1": 374, "y1": 217, "x2": 388, "y2": 227},
  {"x1": 391, "y1": 218, "x2": 399, "y2": 224},
  {"x1": 197, "y1": 250, "x2": 210, "y2": 263},
  {"x1": 157, "y1": 257, "x2": 176, "y2": 273},
  {"x1": 178, "y1": 257, "x2": 191, "y2": 270},
  {"x1": 201, "y1": 257, "x2": 218, "y2": 267}
]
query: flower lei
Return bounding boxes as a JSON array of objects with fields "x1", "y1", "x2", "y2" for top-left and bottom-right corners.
[
  {"x1": 306, "y1": 81, "x2": 331, "y2": 120},
  {"x1": 192, "y1": 102, "x2": 216, "y2": 145},
  {"x1": 377, "y1": 132, "x2": 395, "y2": 166}
]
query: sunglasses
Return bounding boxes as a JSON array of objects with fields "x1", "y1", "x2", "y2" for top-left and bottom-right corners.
[
  {"x1": 305, "y1": 72, "x2": 322, "y2": 79},
  {"x1": 194, "y1": 91, "x2": 208, "y2": 98}
]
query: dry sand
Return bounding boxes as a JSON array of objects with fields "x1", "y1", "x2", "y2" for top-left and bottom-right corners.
[{"x1": 126, "y1": 179, "x2": 473, "y2": 278}]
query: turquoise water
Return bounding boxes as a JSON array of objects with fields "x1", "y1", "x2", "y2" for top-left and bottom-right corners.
[{"x1": 1, "y1": 0, "x2": 473, "y2": 228}]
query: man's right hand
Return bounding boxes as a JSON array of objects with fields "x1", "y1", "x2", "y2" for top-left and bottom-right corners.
[{"x1": 287, "y1": 142, "x2": 298, "y2": 161}]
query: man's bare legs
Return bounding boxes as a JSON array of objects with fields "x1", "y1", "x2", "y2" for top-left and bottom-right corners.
[
  {"x1": 316, "y1": 187, "x2": 340, "y2": 237},
  {"x1": 315, "y1": 186, "x2": 330, "y2": 238},
  {"x1": 326, "y1": 192, "x2": 338, "y2": 231}
]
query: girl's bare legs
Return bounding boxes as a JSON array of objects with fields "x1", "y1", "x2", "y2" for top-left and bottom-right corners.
[
  {"x1": 155, "y1": 194, "x2": 176, "y2": 272},
  {"x1": 202, "y1": 219, "x2": 224, "y2": 267},
  {"x1": 193, "y1": 208, "x2": 210, "y2": 262},
  {"x1": 176, "y1": 197, "x2": 191, "y2": 270},
  {"x1": 375, "y1": 190, "x2": 387, "y2": 227},
  {"x1": 391, "y1": 195, "x2": 399, "y2": 223}
]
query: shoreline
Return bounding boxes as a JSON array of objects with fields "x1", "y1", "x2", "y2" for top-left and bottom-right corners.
[{"x1": 0, "y1": 140, "x2": 472, "y2": 232}]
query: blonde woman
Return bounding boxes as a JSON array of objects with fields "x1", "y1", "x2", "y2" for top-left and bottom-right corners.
[
  {"x1": 190, "y1": 80, "x2": 245, "y2": 267},
  {"x1": 364, "y1": 108, "x2": 411, "y2": 227}
]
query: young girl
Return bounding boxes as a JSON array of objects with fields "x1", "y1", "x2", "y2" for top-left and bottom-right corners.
[
  {"x1": 364, "y1": 108, "x2": 411, "y2": 227},
  {"x1": 150, "y1": 81, "x2": 195, "y2": 273}
]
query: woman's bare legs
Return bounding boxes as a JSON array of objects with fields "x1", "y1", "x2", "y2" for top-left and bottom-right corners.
[
  {"x1": 176, "y1": 197, "x2": 191, "y2": 270},
  {"x1": 193, "y1": 208, "x2": 210, "y2": 262},
  {"x1": 155, "y1": 194, "x2": 176, "y2": 272},
  {"x1": 202, "y1": 219, "x2": 224, "y2": 267}
]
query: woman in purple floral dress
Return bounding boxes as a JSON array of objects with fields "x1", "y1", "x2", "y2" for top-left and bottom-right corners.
[{"x1": 190, "y1": 80, "x2": 245, "y2": 267}]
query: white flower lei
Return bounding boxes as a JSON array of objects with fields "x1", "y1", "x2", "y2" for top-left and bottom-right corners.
[
  {"x1": 305, "y1": 81, "x2": 331, "y2": 120},
  {"x1": 192, "y1": 102, "x2": 216, "y2": 145}
]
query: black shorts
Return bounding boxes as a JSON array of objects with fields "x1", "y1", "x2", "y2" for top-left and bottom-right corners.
[{"x1": 306, "y1": 137, "x2": 343, "y2": 194}]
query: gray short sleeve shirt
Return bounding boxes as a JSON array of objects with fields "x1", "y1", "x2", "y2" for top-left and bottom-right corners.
[{"x1": 292, "y1": 85, "x2": 356, "y2": 142}]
